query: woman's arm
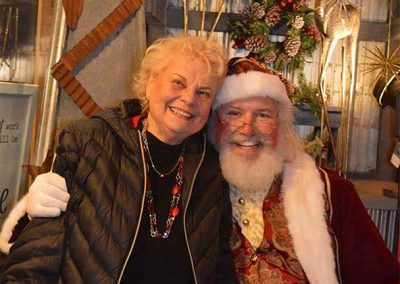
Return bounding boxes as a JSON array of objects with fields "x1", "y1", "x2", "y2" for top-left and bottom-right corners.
[
  {"x1": 0, "y1": 172, "x2": 69, "y2": 255},
  {"x1": 216, "y1": 182, "x2": 238, "y2": 284},
  {"x1": 0, "y1": 127, "x2": 82, "y2": 282}
]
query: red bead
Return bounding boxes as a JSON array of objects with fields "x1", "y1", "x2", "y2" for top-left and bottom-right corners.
[
  {"x1": 172, "y1": 207, "x2": 179, "y2": 217},
  {"x1": 232, "y1": 44, "x2": 238, "y2": 49},
  {"x1": 279, "y1": 1, "x2": 287, "y2": 8},
  {"x1": 171, "y1": 184, "x2": 179, "y2": 195},
  {"x1": 287, "y1": 0, "x2": 293, "y2": 3}
]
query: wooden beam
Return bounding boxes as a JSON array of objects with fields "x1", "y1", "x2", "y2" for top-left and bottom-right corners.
[
  {"x1": 145, "y1": 0, "x2": 168, "y2": 45},
  {"x1": 147, "y1": 7, "x2": 390, "y2": 42},
  {"x1": 166, "y1": 8, "x2": 242, "y2": 33},
  {"x1": 295, "y1": 106, "x2": 341, "y2": 128},
  {"x1": 166, "y1": 8, "x2": 288, "y2": 35}
]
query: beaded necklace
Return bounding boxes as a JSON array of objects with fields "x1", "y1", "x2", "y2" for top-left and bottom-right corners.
[{"x1": 141, "y1": 122, "x2": 185, "y2": 239}]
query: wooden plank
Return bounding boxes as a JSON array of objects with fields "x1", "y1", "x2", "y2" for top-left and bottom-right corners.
[{"x1": 359, "y1": 21, "x2": 389, "y2": 41}]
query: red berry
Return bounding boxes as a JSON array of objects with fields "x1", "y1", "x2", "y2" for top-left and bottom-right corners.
[
  {"x1": 287, "y1": 0, "x2": 293, "y2": 3},
  {"x1": 237, "y1": 35, "x2": 243, "y2": 41},
  {"x1": 232, "y1": 44, "x2": 238, "y2": 49},
  {"x1": 280, "y1": 1, "x2": 287, "y2": 8}
]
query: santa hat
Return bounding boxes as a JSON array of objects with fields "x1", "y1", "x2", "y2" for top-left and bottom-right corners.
[{"x1": 213, "y1": 57, "x2": 293, "y2": 109}]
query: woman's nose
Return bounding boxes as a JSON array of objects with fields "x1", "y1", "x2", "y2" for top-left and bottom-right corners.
[{"x1": 180, "y1": 88, "x2": 196, "y2": 104}]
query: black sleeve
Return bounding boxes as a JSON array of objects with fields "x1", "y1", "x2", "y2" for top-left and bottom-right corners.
[
  {"x1": 0, "y1": 127, "x2": 82, "y2": 283},
  {"x1": 216, "y1": 182, "x2": 238, "y2": 284}
]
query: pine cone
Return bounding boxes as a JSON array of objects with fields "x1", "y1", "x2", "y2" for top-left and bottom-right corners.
[
  {"x1": 239, "y1": 6, "x2": 249, "y2": 15},
  {"x1": 284, "y1": 37, "x2": 301, "y2": 57},
  {"x1": 280, "y1": 53, "x2": 293, "y2": 63},
  {"x1": 292, "y1": 15, "x2": 304, "y2": 29},
  {"x1": 244, "y1": 35, "x2": 268, "y2": 53},
  {"x1": 292, "y1": 0, "x2": 305, "y2": 12},
  {"x1": 250, "y1": 2, "x2": 266, "y2": 20},
  {"x1": 264, "y1": 51, "x2": 277, "y2": 63},
  {"x1": 264, "y1": 6, "x2": 282, "y2": 27}
]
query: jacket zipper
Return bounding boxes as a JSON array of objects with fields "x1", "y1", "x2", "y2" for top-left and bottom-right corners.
[
  {"x1": 183, "y1": 134, "x2": 207, "y2": 284},
  {"x1": 117, "y1": 130, "x2": 147, "y2": 283}
]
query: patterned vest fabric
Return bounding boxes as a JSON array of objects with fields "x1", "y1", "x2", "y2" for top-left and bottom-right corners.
[{"x1": 230, "y1": 177, "x2": 309, "y2": 284}]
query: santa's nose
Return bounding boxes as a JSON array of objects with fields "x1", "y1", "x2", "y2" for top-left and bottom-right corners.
[{"x1": 239, "y1": 115, "x2": 255, "y2": 135}]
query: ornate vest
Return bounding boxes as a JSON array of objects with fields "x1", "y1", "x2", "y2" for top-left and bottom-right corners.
[{"x1": 230, "y1": 177, "x2": 309, "y2": 284}]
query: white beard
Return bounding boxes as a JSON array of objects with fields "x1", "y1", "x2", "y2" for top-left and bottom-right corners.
[{"x1": 219, "y1": 145, "x2": 283, "y2": 193}]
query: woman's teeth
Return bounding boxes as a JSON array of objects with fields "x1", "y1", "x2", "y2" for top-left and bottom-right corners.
[{"x1": 170, "y1": 107, "x2": 193, "y2": 118}]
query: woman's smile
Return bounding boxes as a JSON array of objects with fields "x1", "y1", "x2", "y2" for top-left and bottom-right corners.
[{"x1": 168, "y1": 106, "x2": 193, "y2": 119}]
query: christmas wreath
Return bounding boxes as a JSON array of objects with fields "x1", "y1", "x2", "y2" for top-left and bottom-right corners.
[{"x1": 229, "y1": 0, "x2": 320, "y2": 71}]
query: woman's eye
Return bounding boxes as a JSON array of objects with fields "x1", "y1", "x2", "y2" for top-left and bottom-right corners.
[
  {"x1": 198, "y1": 91, "x2": 210, "y2": 99},
  {"x1": 172, "y1": 80, "x2": 184, "y2": 88}
]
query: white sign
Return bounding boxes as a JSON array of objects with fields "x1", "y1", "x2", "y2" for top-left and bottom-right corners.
[{"x1": 0, "y1": 82, "x2": 37, "y2": 225}]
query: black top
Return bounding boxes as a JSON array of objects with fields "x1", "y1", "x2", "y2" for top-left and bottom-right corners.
[{"x1": 121, "y1": 131, "x2": 193, "y2": 284}]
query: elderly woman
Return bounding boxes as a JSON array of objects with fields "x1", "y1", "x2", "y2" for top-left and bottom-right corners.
[{"x1": 0, "y1": 35, "x2": 237, "y2": 284}]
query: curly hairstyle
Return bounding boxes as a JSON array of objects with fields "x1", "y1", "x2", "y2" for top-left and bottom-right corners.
[{"x1": 132, "y1": 35, "x2": 228, "y2": 112}]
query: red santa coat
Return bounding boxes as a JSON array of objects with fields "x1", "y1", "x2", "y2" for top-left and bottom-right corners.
[{"x1": 232, "y1": 153, "x2": 398, "y2": 284}]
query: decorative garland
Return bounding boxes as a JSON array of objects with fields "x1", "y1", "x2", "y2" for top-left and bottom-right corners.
[
  {"x1": 229, "y1": 0, "x2": 320, "y2": 72},
  {"x1": 292, "y1": 71, "x2": 322, "y2": 116}
]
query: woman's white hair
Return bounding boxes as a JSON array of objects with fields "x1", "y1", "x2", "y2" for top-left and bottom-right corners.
[{"x1": 132, "y1": 35, "x2": 228, "y2": 113}]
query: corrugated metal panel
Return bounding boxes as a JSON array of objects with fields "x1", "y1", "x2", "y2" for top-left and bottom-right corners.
[{"x1": 367, "y1": 208, "x2": 398, "y2": 253}]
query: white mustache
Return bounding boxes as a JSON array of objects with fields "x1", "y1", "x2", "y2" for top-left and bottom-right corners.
[{"x1": 225, "y1": 133, "x2": 272, "y2": 147}]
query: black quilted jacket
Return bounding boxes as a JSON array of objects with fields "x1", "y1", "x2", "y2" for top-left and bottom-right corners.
[{"x1": 0, "y1": 100, "x2": 237, "y2": 284}]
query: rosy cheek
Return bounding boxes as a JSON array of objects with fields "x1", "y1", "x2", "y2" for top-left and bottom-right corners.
[
  {"x1": 269, "y1": 126, "x2": 278, "y2": 148},
  {"x1": 214, "y1": 121, "x2": 225, "y2": 146}
]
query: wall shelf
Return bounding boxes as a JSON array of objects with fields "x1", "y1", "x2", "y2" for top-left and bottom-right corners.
[
  {"x1": 146, "y1": 4, "x2": 389, "y2": 43},
  {"x1": 294, "y1": 105, "x2": 341, "y2": 128}
]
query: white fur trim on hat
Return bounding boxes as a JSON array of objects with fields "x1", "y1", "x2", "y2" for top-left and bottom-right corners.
[{"x1": 214, "y1": 71, "x2": 290, "y2": 109}]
